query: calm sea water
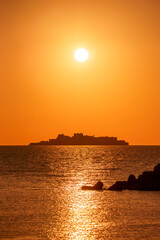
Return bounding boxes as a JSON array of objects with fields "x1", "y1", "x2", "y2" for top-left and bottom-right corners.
[{"x1": 0, "y1": 146, "x2": 160, "y2": 240}]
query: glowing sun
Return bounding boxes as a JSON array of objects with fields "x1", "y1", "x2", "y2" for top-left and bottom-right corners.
[{"x1": 74, "y1": 48, "x2": 88, "y2": 62}]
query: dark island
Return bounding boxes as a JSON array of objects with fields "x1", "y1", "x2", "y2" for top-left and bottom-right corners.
[{"x1": 29, "y1": 133, "x2": 129, "y2": 146}]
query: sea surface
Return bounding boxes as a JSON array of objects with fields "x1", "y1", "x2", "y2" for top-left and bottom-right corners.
[{"x1": 0, "y1": 145, "x2": 160, "y2": 240}]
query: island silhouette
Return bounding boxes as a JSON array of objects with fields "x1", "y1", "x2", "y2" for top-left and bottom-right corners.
[{"x1": 29, "y1": 133, "x2": 128, "y2": 145}]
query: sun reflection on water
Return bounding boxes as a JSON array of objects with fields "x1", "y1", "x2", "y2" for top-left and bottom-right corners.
[
  {"x1": 63, "y1": 185, "x2": 115, "y2": 240},
  {"x1": 68, "y1": 191, "x2": 95, "y2": 239},
  {"x1": 44, "y1": 146, "x2": 117, "y2": 240}
]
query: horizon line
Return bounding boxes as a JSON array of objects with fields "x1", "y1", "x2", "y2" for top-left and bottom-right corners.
[{"x1": 0, "y1": 144, "x2": 160, "y2": 146}]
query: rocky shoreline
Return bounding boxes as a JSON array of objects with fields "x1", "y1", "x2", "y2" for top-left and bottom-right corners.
[{"x1": 108, "y1": 163, "x2": 160, "y2": 191}]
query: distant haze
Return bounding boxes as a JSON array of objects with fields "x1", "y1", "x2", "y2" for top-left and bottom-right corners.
[{"x1": 0, "y1": 0, "x2": 160, "y2": 145}]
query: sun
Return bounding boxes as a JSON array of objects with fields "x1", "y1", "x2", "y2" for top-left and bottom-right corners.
[{"x1": 74, "y1": 48, "x2": 88, "y2": 62}]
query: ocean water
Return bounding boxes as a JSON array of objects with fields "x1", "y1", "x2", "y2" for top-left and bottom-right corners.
[{"x1": 0, "y1": 145, "x2": 160, "y2": 240}]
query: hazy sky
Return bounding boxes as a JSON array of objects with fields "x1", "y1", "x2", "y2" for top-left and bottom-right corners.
[{"x1": 0, "y1": 0, "x2": 160, "y2": 145}]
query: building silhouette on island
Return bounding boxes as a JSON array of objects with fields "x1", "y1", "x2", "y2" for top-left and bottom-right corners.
[{"x1": 29, "y1": 133, "x2": 129, "y2": 145}]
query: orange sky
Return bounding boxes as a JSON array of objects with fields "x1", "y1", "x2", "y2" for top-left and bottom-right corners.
[{"x1": 0, "y1": 0, "x2": 160, "y2": 145}]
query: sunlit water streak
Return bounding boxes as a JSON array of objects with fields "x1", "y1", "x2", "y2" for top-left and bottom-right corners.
[{"x1": 0, "y1": 146, "x2": 160, "y2": 239}]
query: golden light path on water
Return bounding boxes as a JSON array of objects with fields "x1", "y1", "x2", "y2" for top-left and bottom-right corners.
[
  {"x1": 44, "y1": 147, "x2": 116, "y2": 240},
  {"x1": 46, "y1": 181, "x2": 116, "y2": 239},
  {"x1": 66, "y1": 189, "x2": 115, "y2": 240}
]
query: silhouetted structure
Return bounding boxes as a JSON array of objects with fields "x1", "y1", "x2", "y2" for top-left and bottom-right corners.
[
  {"x1": 108, "y1": 163, "x2": 160, "y2": 191},
  {"x1": 81, "y1": 181, "x2": 104, "y2": 190},
  {"x1": 29, "y1": 133, "x2": 129, "y2": 145}
]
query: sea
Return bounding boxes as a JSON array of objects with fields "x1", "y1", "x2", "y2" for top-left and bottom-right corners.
[{"x1": 0, "y1": 145, "x2": 160, "y2": 240}]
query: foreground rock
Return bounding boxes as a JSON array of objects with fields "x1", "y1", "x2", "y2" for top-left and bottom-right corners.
[
  {"x1": 81, "y1": 181, "x2": 103, "y2": 190},
  {"x1": 108, "y1": 163, "x2": 160, "y2": 191}
]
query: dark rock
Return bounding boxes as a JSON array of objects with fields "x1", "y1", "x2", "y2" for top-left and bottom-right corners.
[
  {"x1": 93, "y1": 181, "x2": 103, "y2": 190},
  {"x1": 81, "y1": 186, "x2": 95, "y2": 190},
  {"x1": 127, "y1": 174, "x2": 137, "y2": 190},
  {"x1": 81, "y1": 181, "x2": 103, "y2": 190},
  {"x1": 108, "y1": 163, "x2": 160, "y2": 191},
  {"x1": 108, "y1": 181, "x2": 127, "y2": 191},
  {"x1": 128, "y1": 174, "x2": 136, "y2": 183},
  {"x1": 138, "y1": 173, "x2": 153, "y2": 190},
  {"x1": 154, "y1": 163, "x2": 160, "y2": 173}
]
